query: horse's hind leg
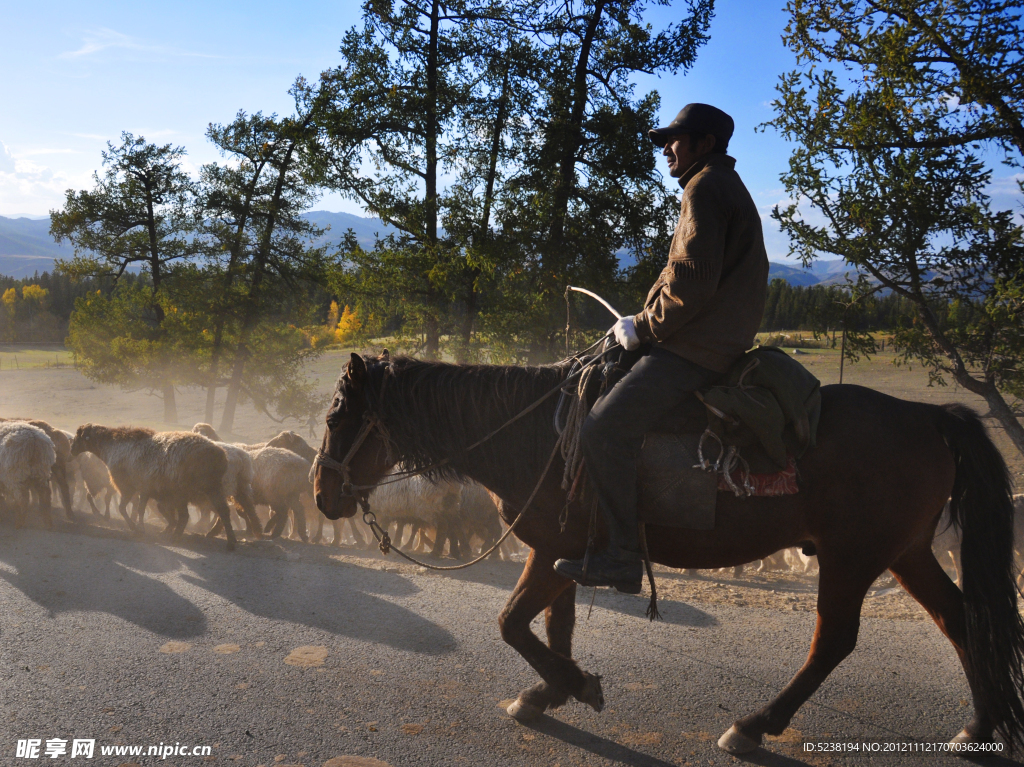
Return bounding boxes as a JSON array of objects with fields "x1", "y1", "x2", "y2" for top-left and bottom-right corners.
[
  {"x1": 721, "y1": 556, "x2": 876, "y2": 754},
  {"x1": 500, "y1": 551, "x2": 601, "y2": 721},
  {"x1": 888, "y1": 543, "x2": 993, "y2": 743}
]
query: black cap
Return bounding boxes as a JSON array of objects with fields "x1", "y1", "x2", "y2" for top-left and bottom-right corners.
[{"x1": 648, "y1": 103, "x2": 734, "y2": 152}]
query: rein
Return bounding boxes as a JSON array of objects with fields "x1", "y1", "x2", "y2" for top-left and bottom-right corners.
[{"x1": 312, "y1": 344, "x2": 618, "y2": 571}]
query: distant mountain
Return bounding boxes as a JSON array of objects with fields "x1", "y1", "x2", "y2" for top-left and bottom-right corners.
[
  {"x1": 768, "y1": 258, "x2": 862, "y2": 286},
  {"x1": 3, "y1": 213, "x2": 867, "y2": 289},
  {"x1": 767, "y1": 262, "x2": 819, "y2": 286},
  {"x1": 0, "y1": 216, "x2": 76, "y2": 278},
  {"x1": 303, "y1": 210, "x2": 399, "y2": 250},
  {"x1": 0, "y1": 210, "x2": 400, "y2": 279}
]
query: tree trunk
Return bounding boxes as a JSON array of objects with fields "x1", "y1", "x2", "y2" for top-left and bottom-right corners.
[
  {"x1": 204, "y1": 384, "x2": 217, "y2": 425},
  {"x1": 973, "y1": 381, "x2": 1024, "y2": 458},
  {"x1": 162, "y1": 383, "x2": 178, "y2": 424},
  {"x1": 424, "y1": 313, "x2": 440, "y2": 360},
  {"x1": 547, "y1": 0, "x2": 607, "y2": 263},
  {"x1": 915, "y1": 299, "x2": 1024, "y2": 458},
  {"x1": 457, "y1": 281, "x2": 476, "y2": 364},
  {"x1": 204, "y1": 326, "x2": 226, "y2": 423},
  {"x1": 218, "y1": 352, "x2": 247, "y2": 435}
]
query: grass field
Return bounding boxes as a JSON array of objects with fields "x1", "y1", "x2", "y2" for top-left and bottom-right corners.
[{"x1": 0, "y1": 345, "x2": 74, "y2": 370}]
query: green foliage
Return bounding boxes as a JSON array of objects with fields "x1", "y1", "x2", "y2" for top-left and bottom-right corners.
[
  {"x1": 50, "y1": 109, "x2": 334, "y2": 428},
  {"x1": 196, "y1": 101, "x2": 333, "y2": 430},
  {"x1": 50, "y1": 133, "x2": 195, "y2": 287},
  {"x1": 770, "y1": 0, "x2": 1024, "y2": 455},
  {"x1": 315, "y1": 0, "x2": 715, "y2": 363},
  {"x1": 66, "y1": 282, "x2": 183, "y2": 392}
]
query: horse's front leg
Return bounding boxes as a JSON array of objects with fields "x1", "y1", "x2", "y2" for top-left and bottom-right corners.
[
  {"x1": 508, "y1": 580, "x2": 579, "y2": 719},
  {"x1": 500, "y1": 550, "x2": 602, "y2": 721}
]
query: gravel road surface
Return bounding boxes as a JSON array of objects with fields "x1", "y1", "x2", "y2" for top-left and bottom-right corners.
[{"x1": 1, "y1": 525, "x2": 1018, "y2": 767}]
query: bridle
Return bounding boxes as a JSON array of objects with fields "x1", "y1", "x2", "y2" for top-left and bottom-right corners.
[{"x1": 310, "y1": 411, "x2": 381, "y2": 503}]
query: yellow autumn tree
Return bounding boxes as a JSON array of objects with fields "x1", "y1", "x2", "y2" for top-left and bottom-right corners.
[
  {"x1": 333, "y1": 303, "x2": 362, "y2": 345},
  {"x1": 0, "y1": 288, "x2": 16, "y2": 341}
]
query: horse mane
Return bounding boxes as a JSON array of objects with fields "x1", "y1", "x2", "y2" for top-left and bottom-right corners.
[{"x1": 358, "y1": 355, "x2": 569, "y2": 491}]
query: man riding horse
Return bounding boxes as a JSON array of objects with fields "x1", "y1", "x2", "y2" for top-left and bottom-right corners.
[{"x1": 554, "y1": 103, "x2": 770, "y2": 594}]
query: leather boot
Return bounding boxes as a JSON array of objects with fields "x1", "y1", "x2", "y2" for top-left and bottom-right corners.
[{"x1": 553, "y1": 547, "x2": 643, "y2": 594}]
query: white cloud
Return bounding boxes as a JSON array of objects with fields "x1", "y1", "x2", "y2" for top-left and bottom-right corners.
[
  {"x1": 0, "y1": 142, "x2": 89, "y2": 217},
  {"x1": 60, "y1": 27, "x2": 222, "y2": 61},
  {"x1": 0, "y1": 143, "x2": 14, "y2": 174}
]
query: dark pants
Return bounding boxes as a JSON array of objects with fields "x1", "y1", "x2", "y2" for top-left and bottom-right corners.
[{"x1": 580, "y1": 347, "x2": 723, "y2": 554}]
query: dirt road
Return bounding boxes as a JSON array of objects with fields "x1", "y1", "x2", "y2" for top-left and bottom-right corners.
[{"x1": 0, "y1": 525, "x2": 1010, "y2": 767}]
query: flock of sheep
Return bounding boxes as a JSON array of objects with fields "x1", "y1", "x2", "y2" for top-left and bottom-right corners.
[
  {"x1": 1, "y1": 416, "x2": 1019, "y2": 584},
  {"x1": 0, "y1": 417, "x2": 522, "y2": 560}
]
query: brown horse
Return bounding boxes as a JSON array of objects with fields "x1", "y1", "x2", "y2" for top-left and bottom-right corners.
[{"x1": 313, "y1": 352, "x2": 1024, "y2": 753}]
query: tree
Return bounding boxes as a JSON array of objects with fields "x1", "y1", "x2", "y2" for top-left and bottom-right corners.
[
  {"x1": 50, "y1": 133, "x2": 195, "y2": 422},
  {"x1": 316, "y1": 0, "x2": 714, "y2": 363},
  {"x1": 491, "y1": 0, "x2": 715, "y2": 360},
  {"x1": 314, "y1": 0, "x2": 490, "y2": 358},
  {"x1": 782, "y1": 0, "x2": 1024, "y2": 159},
  {"x1": 769, "y1": 0, "x2": 1024, "y2": 455},
  {"x1": 199, "y1": 101, "x2": 332, "y2": 433}
]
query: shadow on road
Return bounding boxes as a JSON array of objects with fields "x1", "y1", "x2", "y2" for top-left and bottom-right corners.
[
  {"x1": 0, "y1": 525, "x2": 458, "y2": 654},
  {"x1": 179, "y1": 552, "x2": 458, "y2": 656},
  {"x1": 0, "y1": 528, "x2": 207, "y2": 638},
  {"x1": 525, "y1": 716, "x2": 679, "y2": 767}
]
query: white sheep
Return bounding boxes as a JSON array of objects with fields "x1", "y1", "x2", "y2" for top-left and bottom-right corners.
[
  {"x1": 193, "y1": 423, "x2": 363, "y2": 547},
  {"x1": 0, "y1": 421, "x2": 56, "y2": 527},
  {"x1": 197, "y1": 440, "x2": 262, "y2": 540},
  {"x1": 70, "y1": 424, "x2": 238, "y2": 551},
  {"x1": 368, "y1": 472, "x2": 466, "y2": 558},
  {"x1": 0, "y1": 418, "x2": 75, "y2": 522},
  {"x1": 74, "y1": 450, "x2": 118, "y2": 518},
  {"x1": 249, "y1": 447, "x2": 314, "y2": 541}
]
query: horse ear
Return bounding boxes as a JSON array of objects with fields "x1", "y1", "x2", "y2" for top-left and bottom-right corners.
[
  {"x1": 347, "y1": 353, "x2": 367, "y2": 386},
  {"x1": 380, "y1": 348, "x2": 390, "y2": 362}
]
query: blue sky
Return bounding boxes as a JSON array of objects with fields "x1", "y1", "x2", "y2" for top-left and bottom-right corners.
[{"x1": 1, "y1": 1, "x2": 1019, "y2": 263}]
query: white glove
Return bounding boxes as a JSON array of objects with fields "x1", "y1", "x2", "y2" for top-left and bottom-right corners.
[{"x1": 611, "y1": 317, "x2": 640, "y2": 351}]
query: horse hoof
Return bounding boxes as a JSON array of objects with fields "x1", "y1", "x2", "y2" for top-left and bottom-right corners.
[
  {"x1": 948, "y1": 729, "x2": 995, "y2": 747},
  {"x1": 718, "y1": 725, "x2": 760, "y2": 755},
  {"x1": 507, "y1": 698, "x2": 543, "y2": 722},
  {"x1": 579, "y1": 672, "x2": 604, "y2": 712}
]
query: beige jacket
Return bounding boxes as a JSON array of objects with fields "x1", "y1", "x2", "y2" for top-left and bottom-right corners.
[{"x1": 633, "y1": 154, "x2": 769, "y2": 372}]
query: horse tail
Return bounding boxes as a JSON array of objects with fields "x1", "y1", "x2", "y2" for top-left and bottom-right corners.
[{"x1": 937, "y1": 402, "x2": 1024, "y2": 749}]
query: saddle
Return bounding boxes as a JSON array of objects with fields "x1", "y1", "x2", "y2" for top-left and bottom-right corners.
[{"x1": 564, "y1": 343, "x2": 821, "y2": 530}]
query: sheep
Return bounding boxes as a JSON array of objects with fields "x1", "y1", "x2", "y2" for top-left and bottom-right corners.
[
  {"x1": 260, "y1": 432, "x2": 367, "y2": 546},
  {"x1": 0, "y1": 418, "x2": 76, "y2": 522},
  {"x1": 368, "y1": 473, "x2": 467, "y2": 559},
  {"x1": 0, "y1": 422, "x2": 56, "y2": 527},
  {"x1": 458, "y1": 482, "x2": 511, "y2": 559},
  {"x1": 70, "y1": 449, "x2": 118, "y2": 518},
  {"x1": 70, "y1": 424, "x2": 238, "y2": 551},
  {"x1": 249, "y1": 447, "x2": 314, "y2": 541},
  {"x1": 193, "y1": 423, "x2": 364, "y2": 547},
  {"x1": 196, "y1": 441, "x2": 262, "y2": 541}
]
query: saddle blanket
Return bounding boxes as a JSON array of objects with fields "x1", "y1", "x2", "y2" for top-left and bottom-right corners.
[
  {"x1": 717, "y1": 456, "x2": 799, "y2": 497},
  {"x1": 637, "y1": 434, "x2": 799, "y2": 530}
]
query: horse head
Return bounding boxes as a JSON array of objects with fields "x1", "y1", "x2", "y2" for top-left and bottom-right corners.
[{"x1": 314, "y1": 351, "x2": 395, "y2": 520}]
